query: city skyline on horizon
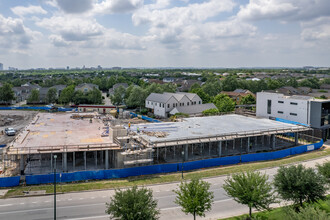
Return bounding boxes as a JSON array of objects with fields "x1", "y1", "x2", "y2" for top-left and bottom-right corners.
[{"x1": 0, "y1": 0, "x2": 329, "y2": 69}]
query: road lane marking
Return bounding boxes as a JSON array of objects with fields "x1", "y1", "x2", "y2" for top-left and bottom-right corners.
[
  {"x1": 66, "y1": 215, "x2": 109, "y2": 220},
  {"x1": 0, "y1": 204, "x2": 12, "y2": 207},
  {"x1": 68, "y1": 199, "x2": 72, "y2": 201},
  {"x1": 161, "y1": 198, "x2": 234, "y2": 211},
  {"x1": 0, "y1": 203, "x2": 105, "y2": 215},
  {"x1": 91, "y1": 197, "x2": 95, "y2": 199},
  {"x1": 32, "y1": 202, "x2": 37, "y2": 204}
]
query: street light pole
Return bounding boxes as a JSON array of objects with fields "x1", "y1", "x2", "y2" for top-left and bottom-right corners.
[
  {"x1": 54, "y1": 154, "x2": 57, "y2": 220},
  {"x1": 181, "y1": 151, "x2": 184, "y2": 179}
]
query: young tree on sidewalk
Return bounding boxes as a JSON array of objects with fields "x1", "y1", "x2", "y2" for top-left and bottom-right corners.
[
  {"x1": 105, "y1": 185, "x2": 160, "y2": 220},
  {"x1": 174, "y1": 177, "x2": 214, "y2": 220},
  {"x1": 223, "y1": 171, "x2": 276, "y2": 219}
]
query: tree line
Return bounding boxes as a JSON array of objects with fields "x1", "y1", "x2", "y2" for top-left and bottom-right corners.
[{"x1": 105, "y1": 162, "x2": 330, "y2": 220}]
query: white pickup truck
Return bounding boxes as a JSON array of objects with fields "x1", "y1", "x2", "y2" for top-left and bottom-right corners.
[{"x1": 5, "y1": 128, "x2": 16, "y2": 136}]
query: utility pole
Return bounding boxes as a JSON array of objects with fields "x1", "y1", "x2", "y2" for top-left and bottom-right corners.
[
  {"x1": 54, "y1": 154, "x2": 57, "y2": 220},
  {"x1": 181, "y1": 151, "x2": 184, "y2": 179}
]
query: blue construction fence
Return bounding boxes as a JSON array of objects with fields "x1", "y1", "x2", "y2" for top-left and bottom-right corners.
[
  {"x1": 0, "y1": 139, "x2": 324, "y2": 187},
  {"x1": 275, "y1": 117, "x2": 309, "y2": 127},
  {"x1": 0, "y1": 106, "x2": 75, "y2": 112},
  {"x1": 129, "y1": 112, "x2": 161, "y2": 123}
]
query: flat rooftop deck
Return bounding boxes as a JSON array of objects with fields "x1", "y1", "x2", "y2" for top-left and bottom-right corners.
[
  {"x1": 9, "y1": 113, "x2": 118, "y2": 154},
  {"x1": 130, "y1": 115, "x2": 309, "y2": 146}
]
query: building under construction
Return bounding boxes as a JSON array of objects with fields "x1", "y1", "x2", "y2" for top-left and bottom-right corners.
[{"x1": 2, "y1": 112, "x2": 315, "y2": 176}]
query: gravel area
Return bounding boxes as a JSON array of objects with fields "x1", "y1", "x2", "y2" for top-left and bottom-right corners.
[{"x1": 0, "y1": 110, "x2": 37, "y2": 145}]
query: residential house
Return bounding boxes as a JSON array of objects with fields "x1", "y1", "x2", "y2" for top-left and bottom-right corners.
[
  {"x1": 177, "y1": 80, "x2": 203, "y2": 92},
  {"x1": 163, "y1": 78, "x2": 175, "y2": 83},
  {"x1": 146, "y1": 92, "x2": 214, "y2": 118},
  {"x1": 75, "y1": 83, "x2": 99, "y2": 93},
  {"x1": 221, "y1": 89, "x2": 255, "y2": 104},
  {"x1": 108, "y1": 83, "x2": 129, "y2": 95},
  {"x1": 51, "y1": 84, "x2": 67, "y2": 97}
]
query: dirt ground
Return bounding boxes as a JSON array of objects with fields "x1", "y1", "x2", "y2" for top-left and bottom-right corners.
[{"x1": 0, "y1": 110, "x2": 37, "y2": 145}]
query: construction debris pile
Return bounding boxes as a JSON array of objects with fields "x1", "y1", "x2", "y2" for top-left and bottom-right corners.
[{"x1": 142, "y1": 131, "x2": 168, "y2": 138}]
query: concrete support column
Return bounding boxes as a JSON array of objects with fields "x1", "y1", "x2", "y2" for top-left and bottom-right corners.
[
  {"x1": 164, "y1": 147, "x2": 167, "y2": 160},
  {"x1": 73, "y1": 152, "x2": 75, "y2": 171},
  {"x1": 63, "y1": 152, "x2": 67, "y2": 172},
  {"x1": 94, "y1": 151, "x2": 98, "y2": 169},
  {"x1": 262, "y1": 135, "x2": 264, "y2": 148},
  {"x1": 173, "y1": 146, "x2": 176, "y2": 158},
  {"x1": 209, "y1": 142, "x2": 211, "y2": 156},
  {"x1": 271, "y1": 134, "x2": 276, "y2": 150},
  {"x1": 294, "y1": 132, "x2": 298, "y2": 145},
  {"x1": 218, "y1": 141, "x2": 222, "y2": 157},
  {"x1": 20, "y1": 154, "x2": 24, "y2": 175},
  {"x1": 200, "y1": 143, "x2": 202, "y2": 158},
  {"x1": 50, "y1": 153, "x2": 53, "y2": 172},
  {"x1": 247, "y1": 137, "x2": 250, "y2": 153},
  {"x1": 157, "y1": 147, "x2": 159, "y2": 162},
  {"x1": 105, "y1": 150, "x2": 109, "y2": 170},
  {"x1": 184, "y1": 144, "x2": 188, "y2": 161},
  {"x1": 100, "y1": 151, "x2": 104, "y2": 167},
  {"x1": 84, "y1": 152, "x2": 87, "y2": 170}
]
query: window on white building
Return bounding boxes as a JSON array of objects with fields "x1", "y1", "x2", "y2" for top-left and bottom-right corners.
[
  {"x1": 290, "y1": 102, "x2": 298, "y2": 105},
  {"x1": 290, "y1": 113, "x2": 297, "y2": 116}
]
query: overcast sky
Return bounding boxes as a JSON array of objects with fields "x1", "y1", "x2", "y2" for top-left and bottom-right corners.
[{"x1": 0, "y1": 0, "x2": 329, "y2": 69}]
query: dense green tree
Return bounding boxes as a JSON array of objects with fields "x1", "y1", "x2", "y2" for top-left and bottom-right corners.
[
  {"x1": 58, "y1": 85, "x2": 75, "y2": 104},
  {"x1": 174, "y1": 178, "x2": 214, "y2": 220},
  {"x1": 189, "y1": 82, "x2": 201, "y2": 91},
  {"x1": 222, "y1": 76, "x2": 238, "y2": 91},
  {"x1": 239, "y1": 94, "x2": 256, "y2": 105},
  {"x1": 73, "y1": 90, "x2": 88, "y2": 104},
  {"x1": 0, "y1": 83, "x2": 15, "y2": 103},
  {"x1": 126, "y1": 86, "x2": 147, "y2": 108},
  {"x1": 202, "y1": 81, "x2": 221, "y2": 96},
  {"x1": 223, "y1": 171, "x2": 277, "y2": 218},
  {"x1": 274, "y1": 165, "x2": 327, "y2": 207},
  {"x1": 213, "y1": 94, "x2": 235, "y2": 113},
  {"x1": 105, "y1": 185, "x2": 159, "y2": 220},
  {"x1": 317, "y1": 162, "x2": 330, "y2": 184},
  {"x1": 87, "y1": 88, "x2": 102, "y2": 104},
  {"x1": 111, "y1": 86, "x2": 126, "y2": 105},
  {"x1": 28, "y1": 89, "x2": 40, "y2": 103},
  {"x1": 299, "y1": 77, "x2": 320, "y2": 89},
  {"x1": 46, "y1": 88, "x2": 57, "y2": 103},
  {"x1": 191, "y1": 88, "x2": 211, "y2": 103},
  {"x1": 202, "y1": 108, "x2": 219, "y2": 116},
  {"x1": 146, "y1": 83, "x2": 164, "y2": 95}
]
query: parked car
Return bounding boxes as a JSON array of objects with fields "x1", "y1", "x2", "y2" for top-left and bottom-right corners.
[{"x1": 5, "y1": 128, "x2": 16, "y2": 136}]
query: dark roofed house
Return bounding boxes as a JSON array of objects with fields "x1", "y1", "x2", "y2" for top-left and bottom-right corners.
[
  {"x1": 275, "y1": 86, "x2": 299, "y2": 95},
  {"x1": 221, "y1": 89, "x2": 255, "y2": 104},
  {"x1": 177, "y1": 80, "x2": 203, "y2": 92},
  {"x1": 75, "y1": 83, "x2": 99, "y2": 93},
  {"x1": 51, "y1": 84, "x2": 67, "y2": 97},
  {"x1": 108, "y1": 83, "x2": 129, "y2": 95}
]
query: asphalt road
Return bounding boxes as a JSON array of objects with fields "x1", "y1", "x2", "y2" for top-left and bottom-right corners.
[{"x1": 0, "y1": 155, "x2": 329, "y2": 220}]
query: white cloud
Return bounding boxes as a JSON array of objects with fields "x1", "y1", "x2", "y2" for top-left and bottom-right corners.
[
  {"x1": 0, "y1": 14, "x2": 39, "y2": 49},
  {"x1": 237, "y1": 0, "x2": 330, "y2": 21},
  {"x1": 36, "y1": 16, "x2": 104, "y2": 42},
  {"x1": 94, "y1": 0, "x2": 143, "y2": 14},
  {"x1": 301, "y1": 17, "x2": 330, "y2": 41},
  {"x1": 11, "y1": 5, "x2": 47, "y2": 17},
  {"x1": 131, "y1": 0, "x2": 252, "y2": 47}
]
